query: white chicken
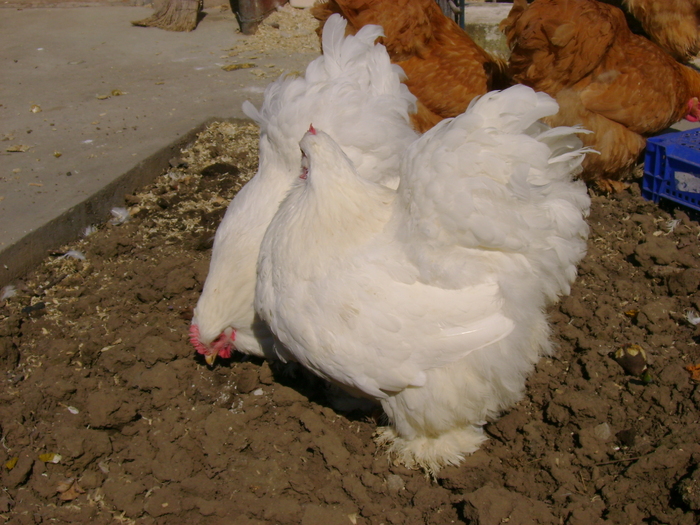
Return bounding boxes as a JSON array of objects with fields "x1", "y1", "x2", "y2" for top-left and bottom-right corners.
[
  {"x1": 255, "y1": 85, "x2": 591, "y2": 473},
  {"x1": 189, "y1": 14, "x2": 419, "y2": 364}
]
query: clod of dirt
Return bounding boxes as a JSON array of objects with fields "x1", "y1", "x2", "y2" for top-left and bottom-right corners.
[
  {"x1": 676, "y1": 467, "x2": 700, "y2": 511},
  {"x1": 616, "y1": 428, "x2": 637, "y2": 447},
  {"x1": 462, "y1": 485, "x2": 558, "y2": 524}
]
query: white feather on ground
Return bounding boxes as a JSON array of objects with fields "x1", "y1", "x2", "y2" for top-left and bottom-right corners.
[
  {"x1": 109, "y1": 207, "x2": 131, "y2": 226},
  {"x1": 60, "y1": 250, "x2": 86, "y2": 261},
  {"x1": 0, "y1": 285, "x2": 17, "y2": 302}
]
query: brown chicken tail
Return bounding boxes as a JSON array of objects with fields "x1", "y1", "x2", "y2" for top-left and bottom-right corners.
[{"x1": 485, "y1": 54, "x2": 513, "y2": 91}]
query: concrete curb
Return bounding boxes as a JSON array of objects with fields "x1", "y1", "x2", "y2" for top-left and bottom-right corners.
[{"x1": 1, "y1": 117, "x2": 232, "y2": 287}]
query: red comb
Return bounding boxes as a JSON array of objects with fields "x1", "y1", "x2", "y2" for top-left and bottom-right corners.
[{"x1": 308, "y1": 124, "x2": 316, "y2": 135}]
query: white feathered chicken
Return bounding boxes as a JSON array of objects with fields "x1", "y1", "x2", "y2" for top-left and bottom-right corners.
[
  {"x1": 256, "y1": 84, "x2": 591, "y2": 473},
  {"x1": 189, "y1": 14, "x2": 418, "y2": 364}
]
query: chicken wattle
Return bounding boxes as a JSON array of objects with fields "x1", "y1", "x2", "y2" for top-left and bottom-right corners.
[{"x1": 189, "y1": 324, "x2": 235, "y2": 365}]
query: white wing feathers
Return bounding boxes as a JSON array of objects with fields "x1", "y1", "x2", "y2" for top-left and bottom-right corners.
[
  {"x1": 288, "y1": 273, "x2": 514, "y2": 399},
  {"x1": 397, "y1": 85, "x2": 591, "y2": 298}
]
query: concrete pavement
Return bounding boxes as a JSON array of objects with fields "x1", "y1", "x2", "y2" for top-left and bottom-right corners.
[{"x1": 0, "y1": 5, "x2": 319, "y2": 287}]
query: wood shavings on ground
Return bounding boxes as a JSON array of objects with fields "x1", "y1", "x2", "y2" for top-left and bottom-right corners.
[{"x1": 228, "y1": 3, "x2": 321, "y2": 56}]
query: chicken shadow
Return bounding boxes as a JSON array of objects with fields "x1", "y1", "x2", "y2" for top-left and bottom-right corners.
[
  {"x1": 266, "y1": 353, "x2": 382, "y2": 424},
  {"x1": 193, "y1": 317, "x2": 380, "y2": 424}
]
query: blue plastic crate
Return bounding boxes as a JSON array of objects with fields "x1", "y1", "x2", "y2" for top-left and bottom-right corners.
[{"x1": 642, "y1": 129, "x2": 700, "y2": 214}]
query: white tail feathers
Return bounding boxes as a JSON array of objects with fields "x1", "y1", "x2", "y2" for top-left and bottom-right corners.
[
  {"x1": 242, "y1": 100, "x2": 262, "y2": 124},
  {"x1": 320, "y1": 14, "x2": 385, "y2": 73},
  {"x1": 238, "y1": 13, "x2": 417, "y2": 188},
  {"x1": 396, "y1": 85, "x2": 590, "y2": 300},
  {"x1": 466, "y1": 85, "x2": 560, "y2": 134},
  {"x1": 322, "y1": 13, "x2": 350, "y2": 52}
]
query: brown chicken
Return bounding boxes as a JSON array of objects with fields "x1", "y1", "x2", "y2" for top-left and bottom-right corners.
[
  {"x1": 601, "y1": 0, "x2": 700, "y2": 63},
  {"x1": 500, "y1": 0, "x2": 700, "y2": 191},
  {"x1": 311, "y1": 0, "x2": 511, "y2": 133}
]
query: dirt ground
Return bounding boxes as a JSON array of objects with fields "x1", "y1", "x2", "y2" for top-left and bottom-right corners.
[{"x1": 0, "y1": 115, "x2": 699, "y2": 525}]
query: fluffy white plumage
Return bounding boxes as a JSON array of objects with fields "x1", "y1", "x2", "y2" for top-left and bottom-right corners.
[
  {"x1": 256, "y1": 85, "x2": 591, "y2": 473},
  {"x1": 190, "y1": 14, "x2": 418, "y2": 363}
]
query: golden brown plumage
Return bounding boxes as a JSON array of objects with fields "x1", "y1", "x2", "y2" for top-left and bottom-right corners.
[
  {"x1": 501, "y1": 0, "x2": 700, "y2": 191},
  {"x1": 312, "y1": 0, "x2": 511, "y2": 133},
  {"x1": 602, "y1": 0, "x2": 700, "y2": 62}
]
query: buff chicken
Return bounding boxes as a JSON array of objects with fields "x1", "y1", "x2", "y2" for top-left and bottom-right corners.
[
  {"x1": 601, "y1": 0, "x2": 700, "y2": 62},
  {"x1": 500, "y1": 0, "x2": 700, "y2": 191}
]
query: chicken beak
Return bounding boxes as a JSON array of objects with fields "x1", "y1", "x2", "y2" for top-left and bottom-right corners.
[{"x1": 204, "y1": 351, "x2": 218, "y2": 366}]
